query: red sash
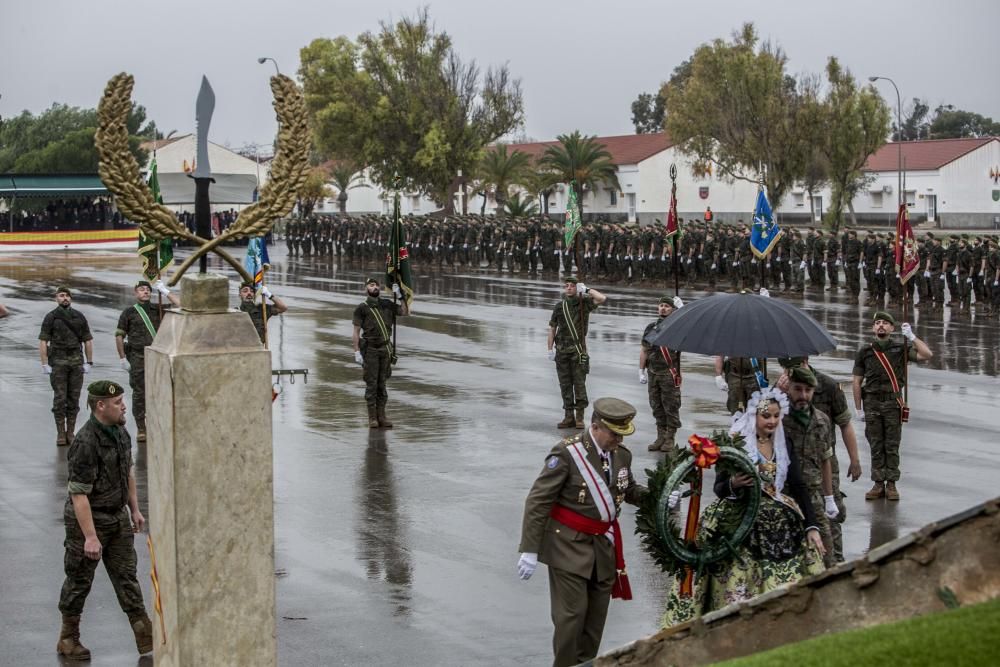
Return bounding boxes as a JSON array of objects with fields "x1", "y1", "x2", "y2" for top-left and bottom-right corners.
[
  {"x1": 550, "y1": 504, "x2": 632, "y2": 600},
  {"x1": 659, "y1": 347, "x2": 682, "y2": 387},
  {"x1": 871, "y1": 344, "x2": 909, "y2": 422}
]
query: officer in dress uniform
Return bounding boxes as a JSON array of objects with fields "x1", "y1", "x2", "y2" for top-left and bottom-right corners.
[{"x1": 517, "y1": 398, "x2": 647, "y2": 667}]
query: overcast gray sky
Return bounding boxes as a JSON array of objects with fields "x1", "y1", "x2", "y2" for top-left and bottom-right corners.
[{"x1": 3, "y1": 0, "x2": 998, "y2": 151}]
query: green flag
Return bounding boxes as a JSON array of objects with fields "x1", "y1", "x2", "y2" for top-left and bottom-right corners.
[
  {"x1": 138, "y1": 230, "x2": 159, "y2": 281},
  {"x1": 147, "y1": 158, "x2": 174, "y2": 272},
  {"x1": 385, "y1": 192, "x2": 414, "y2": 310},
  {"x1": 563, "y1": 182, "x2": 582, "y2": 247}
]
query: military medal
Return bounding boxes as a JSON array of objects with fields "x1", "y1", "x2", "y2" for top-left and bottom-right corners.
[{"x1": 578, "y1": 488, "x2": 587, "y2": 504}]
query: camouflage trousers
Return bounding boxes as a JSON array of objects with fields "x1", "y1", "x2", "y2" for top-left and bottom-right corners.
[
  {"x1": 829, "y1": 453, "x2": 848, "y2": 563},
  {"x1": 127, "y1": 350, "x2": 147, "y2": 422},
  {"x1": 59, "y1": 506, "x2": 146, "y2": 618},
  {"x1": 50, "y1": 362, "x2": 83, "y2": 421},
  {"x1": 362, "y1": 345, "x2": 391, "y2": 409},
  {"x1": 808, "y1": 488, "x2": 835, "y2": 568},
  {"x1": 647, "y1": 372, "x2": 681, "y2": 431},
  {"x1": 555, "y1": 351, "x2": 589, "y2": 411},
  {"x1": 863, "y1": 396, "x2": 903, "y2": 482},
  {"x1": 726, "y1": 377, "x2": 762, "y2": 415}
]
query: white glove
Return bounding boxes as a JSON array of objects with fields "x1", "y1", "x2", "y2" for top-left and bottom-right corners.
[
  {"x1": 554, "y1": 249, "x2": 560, "y2": 256},
  {"x1": 261, "y1": 286, "x2": 273, "y2": 300},
  {"x1": 672, "y1": 296, "x2": 684, "y2": 309},
  {"x1": 354, "y1": 350, "x2": 364, "y2": 365},
  {"x1": 575, "y1": 282, "x2": 588, "y2": 294},
  {"x1": 153, "y1": 279, "x2": 170, "y2": 296},
  {"x1": 940, "y1": 274, "x2": 946, "y2": 281},
  {"x1": 711, "y1": 263, "x2": 717, "y2": 270},
  {"x1": 547, "y1": 348, "x2": 556, "y2": 361},
  {"x1": 858, "y1": 262, "x2": 863, "y2": 269},
  {"x1": 824, "y1": 495, "x2": 839, "y2": 519},
  {"x1": 966, "y1": 277, "x2": 973, "y2": 283},
  {"x1": 759, "y1": 288, "x2": 770, "y2": 298},
  {"x1": 766, "y1": 263, "x2": 771, "y2": 269},
  {"x1": 518, "y1": 552, "x2": 538, "y2": 580},
  {"x1": 900, "y1": 323, "x2": 916, "y2": 342},
  {"x1": 667, "y1": 490, "x2": 682, "y2": 510},
  {"x1": 732, "y1": 262, "x2": 738, "y2": 267},
  {"x1": 799, "y1": 261, "x2": 807, "y2": 270},
  {"x1": 923, "y1": 270, "x2": 931, "y2": 278},
  {"x1": 687, "y1": 258, "x2": 693, "y2": 265},
  {"x1": 995, "y1": 281, "x2": 1000, "y2": 287},
  {"x1": 83, "y1": 363, "x2": 92, "y2": 375},
  {"x1": 722, "y1": 253, "x2": 728, "y2": 258},
  {"x1": 821, "y1": 261, "x2": 827, "y2": 267},
  {"x1": 714, "y1": 375, "x2": 728, "y2": 392},
  {"x1": 639, "y1": 369, "x2": 647, "y2": 384},
  {"x1": 42, "y1": 363, "x2": 52, "y2": 375},
  {"x1": 835, "y1": 259, "x2": 842, "y2": 267},
  {"x1": 751, "y1": 259, "x2": 758, "y2": 265},
  {"x1": 391, "y1": 283, "x2": 401, "y2": 298},
  {"x1": 856, "y1": 409, "x2": 865, "y2": 422},
  {"x1": 951, "y1": 269, "x2": 958, "y2": 277},
  {"x1": 698, "y1": 254, "x2": 703, "y2": 259},
  {"x1": 875, "y1": 269, "x2": 881, "y2": 275},
  {"x1": 120, "y1": 358, "x2": 131, "y2": 371}
]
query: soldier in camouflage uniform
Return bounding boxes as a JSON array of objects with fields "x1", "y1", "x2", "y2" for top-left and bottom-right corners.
[
  {"x1": 714, "y1": 355, "x2": 768, "y2": 415},
  {"x1": 781, "y1": 366, "x2": 837, "y2": 567},
  {"x1": 548, "y1": 277, "x2": 607, "y2": 429},
  {"x1": 39, "y1": 286, "x2": 94, "y2": 446},
  {"x1": 639, "y1": 295, "x2": 685, "y2": 456},
  {"x1": 239, "y1": 281, "x2": 289, "y2": 344},
  {"x1": 57, "y1": 380, "x2": 152, "y2": 660},
  {"x1": 353, "y1": 277, "x2": 409, "y2": 428},
  {"x1": 852, "y1": 311, "x2": 933, "y2": 501},
  {"x1": 115, "y1": 279, "x2": 179, "y2": 442}
]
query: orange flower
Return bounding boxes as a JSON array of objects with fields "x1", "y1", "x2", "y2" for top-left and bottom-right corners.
[{"x1": 688, "y1": 434, "x2": 720, "y2": 469}]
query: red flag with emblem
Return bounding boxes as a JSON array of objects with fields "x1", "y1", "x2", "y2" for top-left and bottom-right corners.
[{"x1": 894, "y1": 203, "x2": 919, "y2": 284}]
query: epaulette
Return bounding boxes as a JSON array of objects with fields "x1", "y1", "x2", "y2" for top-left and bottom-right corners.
[{"x1": 557, "y1": 433, "x2": 583, "y2": 448}]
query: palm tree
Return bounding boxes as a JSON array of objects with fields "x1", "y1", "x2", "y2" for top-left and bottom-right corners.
[
  {"x1": 329, "y1": 162, "x2": 369, "y2": 213},
  {"x1": 477, "y1": 145, "x2": 532, "y2": 209},
  {"x1": 503, "y1": 192, "x2": 539, "y2": 218},
  {"x1": 538, "y1": 131, "x2": 620, "y2": 220},
  {"x1": 522, "y1": 168, "x2": 558, "y2": 216}
]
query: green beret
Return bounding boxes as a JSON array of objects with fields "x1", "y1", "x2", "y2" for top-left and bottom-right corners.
[
  {"x1": 562, "y1": 275, "x2": 578, "y2": 284},
  {"x1": 135, "y1": 280, "x2": 152, "y2": 289},
  {"x1": 88, "y1": 380, "x2": 125, "y2": 399},
  {"x1": 56, "y1": 286, "x2": 72, "y2": 296},
  {"x1": 789, "y1": 366, "x2": 817, "y2": 388},
  {"x1": 873, "y1": 310, "x2": 896, "y2": 326},
  {"x1": 364, "y1": 277, "x2": 380, "y2": 285},
  {"x1": 961, "y1": 234, "x2": 970, "y2": 240},
  {"x1": 239, "y1": 281, "x2": 255, "y2": 290},
  {"x1": 777, "y1": 356, "x2": 806, "y2": 369},
  {"x1": 593, "y1": 397, "x2": 637, "y2": 436},
  {"x1": 659, "y1": 295, "x2": 675, "y2": 305}
]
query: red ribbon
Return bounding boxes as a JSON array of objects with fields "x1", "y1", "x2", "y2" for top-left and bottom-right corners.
[
  {"x1": 550, "y1": 504, "x2": 632, "y2": 600},
  {"x1": 688, "y1": 434, "x2": 720, "y2": 469}
]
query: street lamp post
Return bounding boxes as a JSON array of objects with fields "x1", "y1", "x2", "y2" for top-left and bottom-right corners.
[
  {"x1": 869, "y1": 75, "x2": 903, "y2": 207},
  {"x1": 257, "y1": 57, "x2": 281, "y2": 76}
]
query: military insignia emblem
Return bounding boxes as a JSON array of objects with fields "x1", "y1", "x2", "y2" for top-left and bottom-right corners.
[
  {"x1": 699, "y1": 186, "x2": 710, "y2": 200},
  {"x1": 616, "y1": 468, "x2": 629, "y2": 490},
  {"x1": 109, "y1": 385, "x2": 117, "y2": 395},
  {"x1": 546, "y1": 456, "x2": 559, "y2": 469},
  {"x1": 993, "y1": 189, "x2": 999, "y2": 202}
]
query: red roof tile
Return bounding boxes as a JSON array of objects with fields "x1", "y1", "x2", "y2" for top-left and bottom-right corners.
[
  {"x1": 864, "y1": 137, "x2": 997, "y2": 172},
  {"x1": 505, "y1": 132, "x2": 673, "y2": 166}
]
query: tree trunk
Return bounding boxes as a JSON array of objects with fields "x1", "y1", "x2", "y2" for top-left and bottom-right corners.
[
  {"x1": 338, "y1": 192, "x2": 348, "y2": 214},
  {"x1": 847, "y1": 198, "x2": 858, "y2": 228}
]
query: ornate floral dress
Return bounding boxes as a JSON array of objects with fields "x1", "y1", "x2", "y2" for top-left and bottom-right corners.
[{"x1": 661, "y1": 446, "x2": 823, "y2": 627}]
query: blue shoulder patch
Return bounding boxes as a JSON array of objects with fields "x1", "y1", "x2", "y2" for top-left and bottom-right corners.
[{"x1": 546, "y1": 455, "x2": 560, "y2": 469}]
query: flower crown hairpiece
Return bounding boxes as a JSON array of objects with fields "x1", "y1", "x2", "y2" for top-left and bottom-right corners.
[{"x1": 747, "y1": 387, "x2": 790, "y2": 418}]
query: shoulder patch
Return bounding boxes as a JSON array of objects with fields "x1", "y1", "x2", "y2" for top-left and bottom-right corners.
[{"x1": 546, "y1": 456, "x2": 560, "y2": 469}]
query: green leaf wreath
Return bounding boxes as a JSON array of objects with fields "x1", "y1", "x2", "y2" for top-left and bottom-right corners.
[{"x1": 635, "y1": 430, "x2": 762, "y2": 575}]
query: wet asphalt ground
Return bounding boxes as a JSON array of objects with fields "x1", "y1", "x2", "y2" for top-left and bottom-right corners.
[{"x1": 1, "y1": 247, "x2": 998, "y2": 666}]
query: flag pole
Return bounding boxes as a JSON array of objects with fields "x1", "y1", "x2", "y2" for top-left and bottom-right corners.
[
  {"x1": 758, "y1": 165, "x2": 768, "y2": 291},
  {"x1": 261, "y1": 266, "x2": 269, "y2": 350},
  {"x1": 391, "y1": 187, "x2": 400, "y2": 360}
]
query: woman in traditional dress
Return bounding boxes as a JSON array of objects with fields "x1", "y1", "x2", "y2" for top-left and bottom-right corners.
[{"x1": 662, "y1": 387, "x2": 825, "y2": 626}]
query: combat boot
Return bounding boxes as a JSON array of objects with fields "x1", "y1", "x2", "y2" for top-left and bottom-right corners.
[
  {"x1": 136, "y1": 418, "x2": 147, "y2": 443},
  {"x1": 659, "y1": 428, "x2": 677, "y2": 455},
  {"x1": 557, "y1": 411, "x2": 576, "y2": 429},
  {"x1": 864, "y1": 482, "x2": 885, "y2": 500},
  {"x1": 574, "y1": 409, "x2": 585, "y2": 429},
  {"x1": 129, "y1": 613, "x2": 153, "y2": 655},
  {"x1": 367, "y1": 406, "x2": 380, "y2": 429},
  {"x1": 885, "y1": 482, "x2": 900, "y2": 501},
  {"x1": 377, "y1": 405, "x2": 394, "y2": 429},
  {"x1": 66, "y1": 417, "x2": 76, "y2": 446},
  {"x1": 55, "y1": 417, "x2": 67, "y2": 447},
  {"x1": 647, "y1": 426, "x2": 664, "y2": 452},
  {"x1": 56, "y1": 614, "x2": 91, "y2": 660}
]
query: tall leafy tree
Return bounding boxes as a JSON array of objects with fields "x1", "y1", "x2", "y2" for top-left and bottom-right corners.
[
  {"x1": 816, "y1": 58, "x2": 890, "y2": 231},
  {"x1": 664, "y1": 23, "x2": 816, "y2": 206},
  {"x1": 929, "y1": 106, "x2": 1000, "y2": 138},
  {"x1": 538, "y1": 131, "x2": 620, "y2": 220},
  {"x1": 477, "y1": 144, "x2": 531, "y2": 207},
  {"x1": 893, "y1": 98, "x2": 930, "y2": 141},
  {"x1": 299, "y1": 9, "x2": 524, "y2": 212},
  {"x1": 629, "y1": 59, "x2": 691, "y2": 134}
]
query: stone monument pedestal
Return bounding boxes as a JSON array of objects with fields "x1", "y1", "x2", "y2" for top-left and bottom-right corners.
[{"x1": 146, "y1": 273, "x2": 276, "y2": 666}]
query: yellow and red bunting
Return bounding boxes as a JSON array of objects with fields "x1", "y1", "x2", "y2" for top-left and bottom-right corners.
[{"x1": 0, "y1": 228, "x2": 140, "y2": 245}]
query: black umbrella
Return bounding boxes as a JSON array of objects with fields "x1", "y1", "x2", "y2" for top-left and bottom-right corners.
[{"x1": 644, "y1": 292, "x2": 837, "y2": 358}]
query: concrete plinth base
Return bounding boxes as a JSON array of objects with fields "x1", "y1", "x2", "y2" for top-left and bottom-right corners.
[{"x1": 146, "y1": 273, "x2": 276, "y2": 666}]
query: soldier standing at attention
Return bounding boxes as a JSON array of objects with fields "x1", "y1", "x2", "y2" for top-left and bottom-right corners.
[
  {"x1": 714, "y1": 355, "x2": 768, "y2": 415},
  {"x1": 115, "y1": 279, "x2": 179, "y2": 443},
  {"x1": 639, "y1": 295, "x2": 685, "y2": 456},
  {"x1": 852, "y1": 312, "x2": 933, "y2": 501},
  {"x1": 518, "y1": 398, "x2": 647, "y2": 667},
  {"x1": 57, "y1": 380, "x2": 153, "y2": 660},
  {"x1": 547, "y1": 276, "x2": 607, "y2": 429},
  {"x1": 239, "y1": 281, "x2": 288, "y2": 344},
  {"x1": 39, "y1": 286, "x2": 94, "y2": 446},
  {"x1": 353, "y1": 277, "x2": 409, "y2": 429}
]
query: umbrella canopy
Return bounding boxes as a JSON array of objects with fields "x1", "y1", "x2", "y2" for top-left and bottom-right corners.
[{"x1": 644, "y1": 292, "x2": 837, "y2": 358}]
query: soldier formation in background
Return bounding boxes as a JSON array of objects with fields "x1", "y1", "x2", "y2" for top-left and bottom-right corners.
[{"x1": 281, "y1": 214, "x2": 1000, "y2": 315}]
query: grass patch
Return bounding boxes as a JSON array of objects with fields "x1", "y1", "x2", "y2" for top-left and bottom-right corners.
[{"x1": 716, "y1": 597, "x2": 1000, "y2": 667}]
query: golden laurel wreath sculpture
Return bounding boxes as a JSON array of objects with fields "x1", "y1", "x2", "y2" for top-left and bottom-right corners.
[{"x1": 95, "y1": 72, "x2": 311, "y2": 285}]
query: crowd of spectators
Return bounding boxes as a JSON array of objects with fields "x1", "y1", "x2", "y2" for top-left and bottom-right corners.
[{"x1": 4, "y1": 198, "x2": 133, "y2": 232}]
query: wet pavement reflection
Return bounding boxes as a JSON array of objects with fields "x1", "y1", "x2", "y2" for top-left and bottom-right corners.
[{"x1": 2, "y1": 247, "x2": 999, "y2": 666}]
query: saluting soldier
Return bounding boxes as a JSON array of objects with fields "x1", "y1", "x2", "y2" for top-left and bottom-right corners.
[
  {"x1": 517, "y1": 398, "x2": 647, "y2": 667},
  {"x1": 852, "y1": 311, "x2": 933, "y2": 501},
  {"x1": 547, "y1": 276, "x2": 607, "y2": 429},
  {"x1": 239, "y1": 281, "x2": 288, "y2": 344},
  {"x1": 639, "y1": 295, "x2": 685, "y2": 456},
  {"x1": 353, "y1": 277, "x2": 409, "y2": 428},
  {"x1": 39, "y1": 286, "x2": 94, "y2": 446},
  {"x1": 56, "y1": 380, "x2": 153, "y2": 661},
  {"x1": 115, "y1": 279, "x2": 179, "y2": 442}
]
